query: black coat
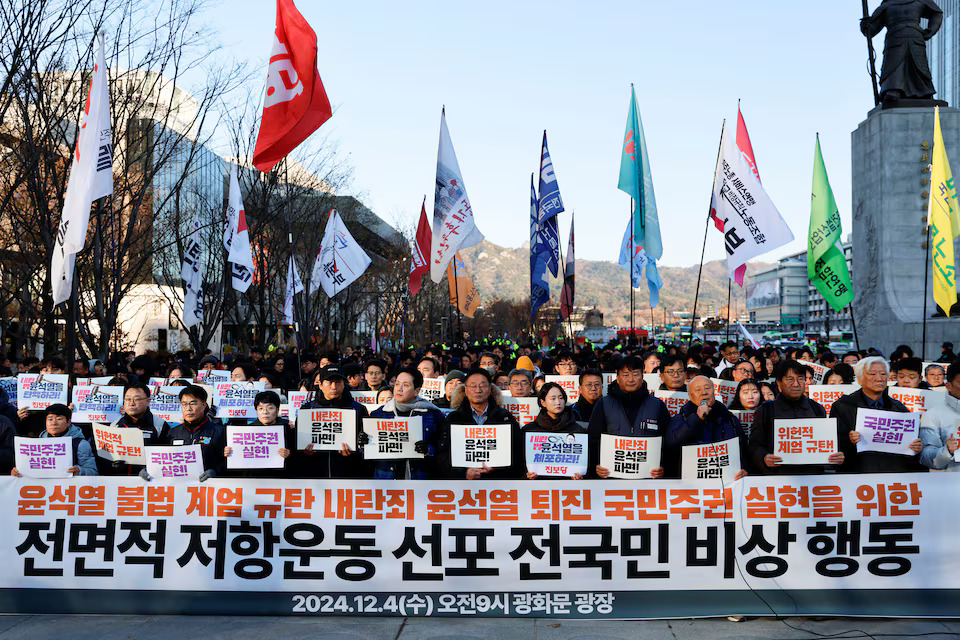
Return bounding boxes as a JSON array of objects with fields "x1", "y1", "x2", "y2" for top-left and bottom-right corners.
[
  {"x1": 665, "y1": 401, "x2": 748, "y2": 478},
  {"x1": 437, "y1": 399, "x2": 523, "y2": 480},
  {"x1": 587, "y1": 382, "x2": 671, "y2": 476},
  {"x1": 748, "y1": 394, "x2": 830, "y2": 475},
  {"x1": 297, "y1": 391, "x2": 370, "y2": 479}
]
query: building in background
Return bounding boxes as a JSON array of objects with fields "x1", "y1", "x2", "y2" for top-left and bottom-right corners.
[
  {"x1": 745, "y1": 253, "x2": 808, "y2": 332},
  {"x1": 806, "y1": 242, "x2": 854, "y2": 337},
  {"x1": 928, "y1": 0, "x2": 958, "y2": 107}
]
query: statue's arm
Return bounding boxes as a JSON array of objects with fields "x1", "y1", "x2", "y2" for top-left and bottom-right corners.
[
  {"x1": 923, "y1": 1, "x2": 944, "y2": 39},
  {"x1": 861, "y1": 5, "x2": 886, "y2": 38}
]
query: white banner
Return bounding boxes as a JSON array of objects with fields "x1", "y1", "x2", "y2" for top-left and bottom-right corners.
[
  {"x1": 196, "y1": 370, "x2": 230, "y2": 384},
  {"x1": 809, "y1": 384, "x2": 859, "y2": 414},
  {"x1": 17, "y1": 374, "x2": 68, "y2": 411},
  {"x1": 855, "y1": 409, "x2": 920, "y2": 456},
  {"x1": 502, "y1": 397, "x2": 540, "y2": 427},
  {"x1": 602, "y1": 373, "x2": 616, "y2": 396},
  {"x1": 312, "y1": 209, "x2": 372, "y2": 297},
  {"x1": 710, "y1": 379, "x2": 738, "y2": 406},
  {"x1": 215, "y1": 381, "x2": 266, "y2": 419},
  {"x1": 797, "y1": 360, "x2": 828, "y2": 385},
  {"x1": 362, "y1": 418, "x2": 424, "y2": 460},
  {"x1": 71, "y1": 386, "x2": 124, "y2": 424},
  {"x1": 145, "y1": 445, "x2": 204, "y2": 482},
  {"x1": 599, "y1": 434, "x2": 661, "y2": 479},
  {"x1": 774, "y1": 418, "x2": 837, "y2": 464},
  {"x1": 92, "y1": 423, "x2": 146, "y2": 465},
  {"x1": 351, "y1": 390, "x2": 379, "y2": 406},
  {"x1": 449, "y1": 424, "x2": 512, "y2": 468},
  {"x1": 525, "y1": 432, "x2": 588, "y2": 477},
  {"x1": 149, "y1": 386, "x2": 184, "y2": 424},
  {"x1": 889, "y1": 388, "x2": 946, "y2": 414},
  {"x1": 730, "y1": 410, "x2": 756, "y2": 437},
  {"x1": 13, "y1": 436, "x2": 72, "y2": 478},
  {"x1": 545, "y1": 375, "x2": 580, "y2": 403},
  {"x1": 0, "y1": 377, "x2": 17, "y2": 409},
  {"x1": 296, "y1": 408, "x2": 356, "y2": 451},
  {"x1": 226, "y1": 424, "x2": 284, "y2": 469},
  {"x1": 681, "y1": 437, "x2": 741, "y2": 482},
  {"x1": 654, "y1": 391, "x2": 689, "y2": 417},
  {"x1": 420, "y1": 377, "x2": 444, "y2": 401}
]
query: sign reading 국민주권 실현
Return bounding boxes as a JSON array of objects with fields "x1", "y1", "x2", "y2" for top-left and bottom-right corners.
[
  {"x1": 13, "y1": 436, "x2": 72, "y2": 478},
  {"x1": 0, "y1": 474, "x2": 949, "y2": 618},
  {"x1": 226, "y1": 424, "x2": 284, "y2": 470},
  {"x1": 296, "y1": 408, "x2": 356, "y2": 451},
  {"x1": 144, "y1": 445, "x2": 204, "y2": 482},
  {"x1": 449, "y1": 424, "x2": 512, "y2": 468},
  {"x1": 854, "y1": 409, "x2": 920, "y2": 456},
  {"x1": 599, "y1": 434, "x2": 661, "y2": 479}
]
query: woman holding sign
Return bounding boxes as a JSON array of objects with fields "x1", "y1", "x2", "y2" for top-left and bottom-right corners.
[{"x1": 523, "y1": 382, "x2": 585, "y2": 480}]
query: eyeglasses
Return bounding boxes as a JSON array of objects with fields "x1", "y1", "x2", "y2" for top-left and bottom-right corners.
[
  {"x1": 781, "y1": 376, "x2": 803, "y2": 385},
  {"x1": 582, "y1": 382, "x2": 603, "y2": 390},
  {"x1": 735, "y1": 367, "x2": 754, "y2": 374},
  {"x1": 663, "y1": 368, "x2": 684, "y2": 376},
  {"x1": 181, "y1": 401, "x2": 202, "y2": 408}
]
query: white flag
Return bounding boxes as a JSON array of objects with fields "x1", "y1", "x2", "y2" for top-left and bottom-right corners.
[
  {"x1": 429, "y1": 109, "x2": 484, "y2": 283},
  {"x1": 284, "y1": 254, "x2": 304, "y2": 325},
  {"x1": 737, "y1": 321, "x2": 761, "y2": 349},
  {"x1": 712, "y1": 124, "x2": 793, "y2": 281},
  {"x1": 223, "y1": 165, "x2": 255, "y2": 292},
  {"x1": 51, "y1": 36, "x2": 113, "y2": 304},
  {"x1": 181, "y1": 215, "x2": 204, "y2": 328},
  {"x1": 311, "y1": 209, "x2": 372, "y2": 297}
]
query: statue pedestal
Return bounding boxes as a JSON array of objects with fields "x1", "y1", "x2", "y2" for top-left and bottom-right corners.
[{"x1": 851, "y1": 106, "x2": 960, "y2": 356}]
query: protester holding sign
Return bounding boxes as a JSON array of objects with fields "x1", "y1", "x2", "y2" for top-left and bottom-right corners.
[
  {"x1": 300, "y1": 365, "x2": 369, "y2": 478},
  {"x1": 920, "y1": 362, "x2": 960, "y2": 472},
  {"x1": 507, "y1": 369, "x2": 534, "y2": 398},
  {"x1": 11, "y1": 404, "x2": 97, "y2": 477},
  {"x1": 665, "y1": 376, "x2": 748, "y2": 480},
  {"x1": 588, "y1": 356, "x2": 669, "y2": 479},
  {"x1": 367, "y1": 369, "x2": 444, "y2": 479},
  {"x1": 749, "y1": 360, "x2": 844, "y2": 474},
  {"x1": 224, "y1": 391, "x2": 293, "y2": 478},
  {"x1": 166, "y1": 386, "x2": 225, "y2": 480},
  {"x1": 523, "y1": 382, "x2": 585, "y2": 480},
  {"x1": 831, "y1": 357, "x2": 924, "y2": 473},
  {"x1": 101, "y1": 383, "x2": 170, "y2": 476},
  {"x1": 438, "y1": 368, "x2": 522, "y2": 480}
]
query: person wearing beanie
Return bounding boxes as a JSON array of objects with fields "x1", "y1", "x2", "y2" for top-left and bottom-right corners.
[
  {"x1": 434, "y1": 370, "x2": 465, "y2": 409},
  {"x1": 515, "y1": 355, "x2": 536, "y2": 373}
]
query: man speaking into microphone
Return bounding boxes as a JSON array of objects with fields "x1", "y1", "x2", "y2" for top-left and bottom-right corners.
[{"x1": 664, "y1": 376, "x2": 750, "y2": 479}]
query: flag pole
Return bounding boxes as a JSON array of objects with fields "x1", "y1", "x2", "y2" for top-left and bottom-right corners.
[
  {"x1": 629, "y1": 197, "x2": 635, "y2": 340},
  {"x1": 922, "y1": 224, "x2": 931, "y2": 360},
  {"x1": 557, "y1": 221, "x2": 575, "y2": 347},
  {"x1": 847, "y1": 304, "x2": 861, "y2": 353},
  {"x1": 861, "y1": 0, "x2": 881, "y2": 107},
  {"x1": 689, "y1": 120, "x2": 726, "y2": 350},
  {"x1": 453, "y1": 256, "x2": 464, "y2": 349},
  {"x1": 725, "y1": 278, "x2": 732, "y2": 342}
]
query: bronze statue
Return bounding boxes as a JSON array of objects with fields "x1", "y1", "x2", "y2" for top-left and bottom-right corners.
[{"x1": 861, "y1": 0, "x2": 943, "y2": 106}]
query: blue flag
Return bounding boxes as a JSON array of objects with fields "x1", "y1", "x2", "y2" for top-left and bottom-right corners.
[
  {"x1": 530, "y1": 174, "x2": 550, "y2": 322},
  {"x1": 618, "y1": 220, "x2": 663, "y2": 308},
  {"x1": 536, "y1": 131, "x2": 563, "y2": 276},
  {"x1": 617, "y1": 86, "x2": 663, "y2": 260}
]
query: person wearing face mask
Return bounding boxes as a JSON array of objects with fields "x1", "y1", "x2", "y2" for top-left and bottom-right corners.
[
  {"x1": 587, "y1": 356, "x2": 670, "y2": 479},
  {"x1": 11, "y1": 404, "x2": 98, "y2": 477},
  {"x1": 222, "y1": 391, "x2": 294, "y2": 478},
  {"x1": 523, "y1": 382, "x2": 585, "y2": 480},
  {"x1": 665, "y1": 376, "x2": 749, "y2": 480}
]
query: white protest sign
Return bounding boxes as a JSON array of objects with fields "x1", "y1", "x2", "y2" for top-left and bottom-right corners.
[
  {"x1": 288, "y1": 391, "x2": 310, "y2": 413},
  {"x1": 17, "y1": 374, "x2": 68, "y2": 411},
  {"x1": 502, "y1": 396, "x2": 541, "y2": 426},
  {"x1": 500, "y1": 389, "x2": 513, "y2": 397},
  {"x1": 89, "y1": 376, "x2": 114, "y2": 385},
  {"x1": 545, "y1": 375, "x2": 580, "y2": 402},
  {"x1": 351, "y1": 390, "x2": 379, "y2": 406},
  {"x1": 74, "y1": 378, "x2": 91, "y2": 387},
  {"x1": 681, "y1": 437, "x2": 741, "y2": 482},
  {"x1": 92, "y1": 423, "x2": 146, "y2": 464},
  {"x1": 602, "y1": 372, "x2": 616, "y2": 396},
  {"x1": 419, "y1": 377, "x2": 444, "y2": 401},
  {"x1": 149, "y1": 386, "x2": 184, "y2": 423},
  {"x1": 226, "y1": 424, "x2": 285, "y2": 469},
  {"x1": 362, "y1": 417, "x2": 424, "y2": 460},
  {"x1": 145, "y1": 445, "x2": 204, "y2": 482},
  {"x1": 798, "y1": 360, "x2": 828, "y2": 385},
  {"x1": 808, "y1": 384, "x2": 859, "y2": 414},
  {"x1": 730, "y1": 410, "x2": 756, "y2": 437},
  {"x1": 196, "y1": 369, "x2": 230, "y2": 384},
  {"x1": 71, "y1": 385, "x2": 124, "y2": 424},
  {"x1": 296, "y1": 408, "x2": 356, "y2": 451},
  {"x1": 855, "y1": 409, "x2": 920, "y2": 456},
  {"x1": 774, "y1": 418, "x2": 837, "y2": 464},
  {"x1": 215, "y1": 381, "x2": 265, "y2": 419},
  {"x1": 449, "y1": 424, "x2": 512, "y2": 468},
  {"x1": 711, "y1": 378, "x2": 738, "y2": 406},
  {"x1": 655, "y1": 390, "x2": 690, "y2": 417},
  {"x1": 14, "y1": 436, "x2": 73, "y2": 478},
  {"x1": 148, "y1": 377, "x2": 191, "y2": 389},
  {"x1": 525, "y1": 431, "x2": 588, "y2": 477},
  {"x1": 643, "y1": 373, "x2": 661, "y2": 390},
  {"x1": 599, "y1": 434, "x2": 661, "y2": 479},
  {"x1": 0, "y1": 377, "x2": 18, "y2": 408},
  {"x1": 889, "y1": 387, "x2": 946, "y2": 414}
]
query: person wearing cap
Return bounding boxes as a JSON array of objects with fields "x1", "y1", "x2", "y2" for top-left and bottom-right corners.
[
  {"x1": 198, "y1": 355, "x2": 219, "y2": 371},
  {"x1": 166, "y1": 385, "x2": 226, "y2": 479},
  {"x1": 103, "y1": 383, "x2": 169, "y2": 476},
  {"x1": 938, "y1": 342, "x2": 956, "y2": 364},
  {"x1": 515, "y1": 355, "x2": 537, "y2": 376},
  {"x1": 299, "y1": 365, "x2": 369, "y2": 478},
  {"x1": 11, "y1": 404, "x2": 98, "y2": 477},
  {"x1": 434, "y1": 371, "x2": 464, "y2": 409},
  {"x1": 438, "y1": 367, "x2": 523, "y2": 479}
]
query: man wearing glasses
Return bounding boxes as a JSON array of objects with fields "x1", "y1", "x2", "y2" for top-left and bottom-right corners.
[
  {"x1": 508, "y1": 369, "x2": 535, "y2": 398},
  {"x1": 553, "y1": 351, "x2": 578, "y2": 376},
  {"x1": 574, "y1": 369, "x2": 604, "y2": 421},
  {"x1": 731, "y1": 360, "x2": 756, "y2": 383},
  {"x1": 715, "y1": 341, "x2": 740, "y2": 376},
  {"x1": 103, "y1": 383, "x2": 170, "y2": 476},
  {"x1": 658, "y1": 355, "x2": 687, "y2": 392},
  {"x1": 748, "y1": 360, "x2": 844, "y2": 475},
  {"x1": 167, "y1": 385, "x2": 226, "y2": 480}
]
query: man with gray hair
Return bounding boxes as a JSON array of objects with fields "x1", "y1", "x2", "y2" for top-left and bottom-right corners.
[
  {"x1": 831, "y1": 356, "x2": 923, "y2": 473},
  {"x1": 507, "y1": 369, "x2": 534, "y2": 398},
  {"x1": 920, "y1": 362, "x2": 960, "y2": 471}
]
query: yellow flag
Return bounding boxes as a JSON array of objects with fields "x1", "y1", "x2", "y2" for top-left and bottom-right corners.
[{"x1": 929, "y1": 107, "x2": 959, "y2": 316}]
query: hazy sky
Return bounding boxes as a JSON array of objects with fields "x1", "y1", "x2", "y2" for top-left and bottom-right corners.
[{"x1": 212, "y1": 0, "x2": 881, "y2": 267}]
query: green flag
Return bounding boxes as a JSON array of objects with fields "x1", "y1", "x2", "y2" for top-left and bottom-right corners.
[{"x1": 808, "y1": 136, "x2": 853, "y2": 311}]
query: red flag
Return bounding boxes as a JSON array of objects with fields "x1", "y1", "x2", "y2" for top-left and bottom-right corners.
[
  {"x1": 409, "y1": 200, "x2": 431, "y2": 296},
  {"x1": 560, "y1": 214, "x2": 575, "y2": 320},
  {"x1": 253, "y1": 0, "x2": 332, "y2": 172}
]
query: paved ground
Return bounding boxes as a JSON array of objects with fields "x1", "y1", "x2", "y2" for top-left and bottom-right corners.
[{"x1": 0, "y1": 615, "x2": 959, "y2": 639}]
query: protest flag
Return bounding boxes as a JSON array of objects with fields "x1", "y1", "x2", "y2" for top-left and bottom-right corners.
[
  {"x1": 252, "y1": 0, "x2": 332, "y2": 173},
  {"x1": 737, "y1": 321, "x2": 761, "y2": 349},
  {"x1": 446, "y1": 253, "x2": 481, "y2": 318},
  {"x1": 430, "y1": 108, "x2": 484, "y2": 283},
  {"x1": 530, "y1": 173, "x2": 550, "y2": 323},
  {"x1": 181, "y1": 215, "x2": 204, "y2": 328},
  {"x1": 537, "y1": 131, "x2": 563, "y2": 276},
  {"x1": 311, "y1": 209, "x2": 371, "y2": 298},
  {"x1": 51, "y1": 36, "x2": 113, "y2": 304},
  {"x1": 617, "y1": 85, "x2": 662, "y2": 261},
  {"x1": 223, "y1": 165, "x2": 255, "y2": 292},
  {"x1": 284, "y1": 254, "x2": 304, "y2": 324},
  {"x1": 618, "y1": 221, "x2": 663, "y2": 308},
  {"x1": 559, "y1": 213, "x2": 575, "y2": 320},
  {"x1": 409, "y1": 199, "x2": 431, "y2": 296},
  {"x1": 808, "y1": 135, "x2": 853, "y2": 311},
  {"x1": 929, "y1": 106, "x2": 959, "y2": 316}
]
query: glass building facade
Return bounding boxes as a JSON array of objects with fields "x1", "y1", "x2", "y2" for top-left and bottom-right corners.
[{"x1": 928, "y1": 0, "x2": 959, "y2": 106}]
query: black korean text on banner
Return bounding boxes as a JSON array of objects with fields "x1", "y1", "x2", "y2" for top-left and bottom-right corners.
[
  {"x1": 449, "y1": 424, "x2": 512, "y2": 467},
  {"x1": 599, "y1": 434, "x2": 661, "y2": 479},
  {"x1": 419, "y1": 378, "x2": 444, "y2": 401},
  {"x1": 362, "y1": 418, "x2": 424, "y2": 460},
  {"x1": 296, "y1": 408, "x2": 356, "y2": 451},
  {"x1": 681, "y1": 437, "x2": 740, "y2": 482}
]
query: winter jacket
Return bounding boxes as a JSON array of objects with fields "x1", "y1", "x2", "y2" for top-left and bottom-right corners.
[
  {"x1": 0, "y1": 387, "x2": 18, "y2": 426},
  {"x1": 522, "y1": 407, "x2": 586, "y2": 479},
  {"x1": 298, "y1": 389, "x2": 370, "y2": 478},
  {"x1": 920, "y1": 392, "x2": 960, "y2": 471},
  {"x1": 369, "y1": 397, "x2": 445, "y2": 479},
  {"x1": 40, "y1": 425, "x2": 98, "y2": 476},
  {"x1": 438, "y1": 385, "x2": 523, "y2": 480},
  {"x1": 228, "y1": 418, "x2": 296, "y2": 479},
  {"x1": 665, "y1": 401, "x2": 748, "y2": 478},
  {"x1": 0, "y1": 415, "x2": 15, "y2": 474},
  {"x1": 587, "y1": 381, "x2": 671, "y2": 475},
  {"x1": 748, "y1": 394, "x2": 831, "y2": 475},
  {"x1": 830, "y1": 390, "x2": 925, "y2": 474},
  {"x1": 574, "y1": 396, "x2": 597, "y2": 422},
  {"x1": 168, "y1": 416, "x2": 226, "y2": 477},
  {"x1": 100, "y1": 410, "x2": 170, "y2": 476}
]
